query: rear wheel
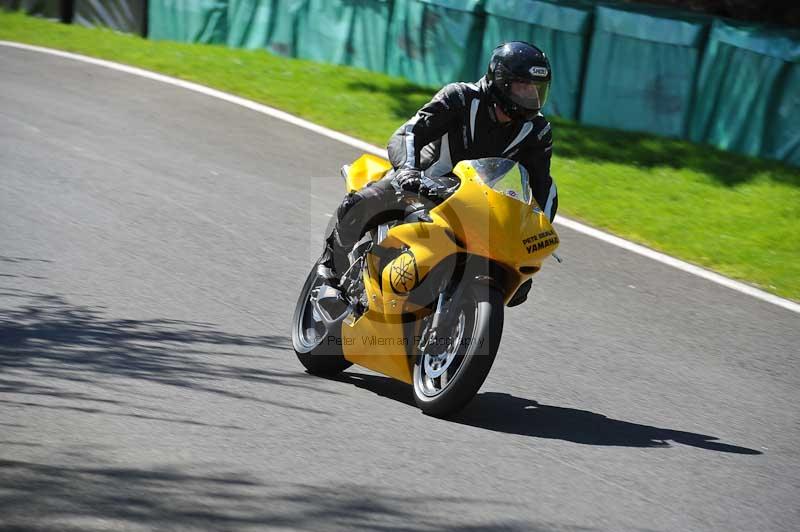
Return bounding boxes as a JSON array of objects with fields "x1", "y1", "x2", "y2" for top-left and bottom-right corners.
[
  {"x1": 412, "y1": 285, "x2": 504, "y2": 417},
  {"x1": 291, "y1": 263, "x2": 352, "y2": 376}
]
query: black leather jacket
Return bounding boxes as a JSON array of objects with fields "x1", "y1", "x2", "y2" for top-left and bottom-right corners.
[{"x1": 387, "y1": 77, "x2": 557, "y2": 220}]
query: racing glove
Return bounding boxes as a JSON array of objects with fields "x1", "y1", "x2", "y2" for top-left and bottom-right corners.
[{"x1": 392, "y1": 168, "x2": 423, "y2": 192}]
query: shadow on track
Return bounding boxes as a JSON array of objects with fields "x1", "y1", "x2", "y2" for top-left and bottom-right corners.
[
  {"x1": 331, "y1": 371, "x2": 416, "y2": 407},
  {"x1": 334, "y1": 372, "x2": 762, "y2": 455},
  {"x1": 0, "y1": 455, "x2": 590, "y2": 532},
  {"x1": 454, "y1": 393, "x2": 763, "y2": 454},
  {"x1": 0, "y1": 287, "x2": 335, "y2": 417}
]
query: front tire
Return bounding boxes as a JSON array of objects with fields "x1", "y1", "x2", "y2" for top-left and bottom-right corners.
[
  {"x1": 412, "y1": 285, "x2": 504, "y2": 417},
  {"x1": 291, "y1": 263, "x2": 352, "y2": 376}
]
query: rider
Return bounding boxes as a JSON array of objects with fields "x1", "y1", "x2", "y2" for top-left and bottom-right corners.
[{"x1": 320, "y1": 41, "x2": 558, "y2": 304}]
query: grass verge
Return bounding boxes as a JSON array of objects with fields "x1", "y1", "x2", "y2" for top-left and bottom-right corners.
[{"x1": 1, "y1": 11, "x2": 798, "y2": 301}]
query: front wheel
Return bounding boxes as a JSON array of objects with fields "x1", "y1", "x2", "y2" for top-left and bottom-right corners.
[{"x1": 413, "y1": 285, "x2": 504, "y2": 417}]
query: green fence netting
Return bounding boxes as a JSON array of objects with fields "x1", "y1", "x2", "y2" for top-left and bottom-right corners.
[
  {"x1": 225, "y1": 0, "x2": 269, "y2": 49},
  {"x1": 74, "y1": 0, "x2": 147, "y2": 35},
  {"x1": 689, "y1": 20, "x2": 800, "y2": 166},
  {"x1": 481, "y1": 0, "x2": 592, "y2": 120},
  {"x1": 148, "y1": 0, "x2": 227, "y2": 44},
  {"x1": 580, "y1": 5, "x2": 708, "y2": 138},
  {"x1": 386, "y1": 0, "x2": 485, "y2": 87},
  {"x1": 226, "y1": 0, "x2": 305, "y2": 56},
  {"x1": 294, "y1": 0, "x2": 390, "y2": 71},
  {"x1": 1, "y1": 0, "x2": 62, "y2": 18},
  {"x1": 139, "y1": 0, "x2": 799, "y2": 166}
]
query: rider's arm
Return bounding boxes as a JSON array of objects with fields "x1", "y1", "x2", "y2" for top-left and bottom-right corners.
[
  {"x1": 387, "y1": 84, "x2": 466, "y2": 171},
  {"x1": 519, "y1": 121, "x2": 558, "y2": 222}
]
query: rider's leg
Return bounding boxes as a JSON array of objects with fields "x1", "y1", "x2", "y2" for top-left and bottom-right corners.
[{"x1": 319, "y1": 175, "x2": 401, "y2": 285}]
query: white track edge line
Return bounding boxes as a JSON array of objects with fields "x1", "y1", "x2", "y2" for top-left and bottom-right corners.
[
  {"x1": 3, "y1": 40, "x2": 798, "y2": 315},
  {"x1": 555, "y1": 218, "x2": 799, "y2": 313}
]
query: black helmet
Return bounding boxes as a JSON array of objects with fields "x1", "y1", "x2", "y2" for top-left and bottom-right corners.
[{"x1": 486, "y1": 41, "x2": 551, "y2": 122}]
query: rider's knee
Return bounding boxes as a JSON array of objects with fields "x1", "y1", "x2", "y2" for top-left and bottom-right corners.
[
  {"x1": 337, "y1": 192, "x2": 361, "y2": 220},
  {"x1": 338, "y1": 182, "x2": 387, "y2": 220}
]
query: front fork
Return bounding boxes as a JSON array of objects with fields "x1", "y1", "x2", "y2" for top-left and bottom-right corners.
[{"x1": 418, "y1": 280, "x2": 466, "y2": 355}]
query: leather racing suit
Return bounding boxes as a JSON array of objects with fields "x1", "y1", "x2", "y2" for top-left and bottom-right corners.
[{"x1": 325, "y1": 77, "x2": 558, "y2": 285}]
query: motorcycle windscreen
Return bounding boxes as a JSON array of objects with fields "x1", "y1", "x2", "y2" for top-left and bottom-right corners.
[{"x1": 467, "y1": 158, "x2": 532, "y2": 205}]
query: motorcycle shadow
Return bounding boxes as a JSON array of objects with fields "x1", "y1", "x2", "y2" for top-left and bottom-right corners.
[
  {"x1": 333, "y1": 371, "x2": 762, "y2": 455},
  {"x1": 331, "y1": 371, "x2": 417, "y2": 408}
]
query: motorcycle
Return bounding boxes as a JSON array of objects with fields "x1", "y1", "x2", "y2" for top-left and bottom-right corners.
[{"x1": 291, "y1": 154, "x2": 560, "y2": 417}]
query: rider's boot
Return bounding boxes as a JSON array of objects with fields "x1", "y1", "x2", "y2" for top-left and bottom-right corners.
[
  {"x1": 317, "y1": 240, "x2": 339, "y2": 287},
  {"x1": 315, "y1": 183, "x2": 389, "y2": 314},
  {"x1": 317, "y1": 240, "x2": 350, "y2": 320},
  {"x1": 317, "y1": 226, "x2": 353, "y2": 285}
]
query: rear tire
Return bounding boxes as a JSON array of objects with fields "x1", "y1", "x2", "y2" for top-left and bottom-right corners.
[
  {"x1": 412, "y1": 285, "x2": 504, "y2": 417},
  {"x1": 291, "y1": 264, "x2": 352, "y2": 376}
]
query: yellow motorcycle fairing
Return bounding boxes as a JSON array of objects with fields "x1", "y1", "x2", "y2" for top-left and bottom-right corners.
[
  {"x1": 339, "y1": 156, "x2": 559, "y2": 384},
  {"x1": 344, "y1": 154, "x2": 393, "y2": 193},
  {"x1": 430, "y1": 160, "x2": 558, "y2": 300}
]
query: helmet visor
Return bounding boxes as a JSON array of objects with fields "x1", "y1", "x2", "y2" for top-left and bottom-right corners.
[{"x1": 508, "y1": 80, "x2": 550, "y2": 112}]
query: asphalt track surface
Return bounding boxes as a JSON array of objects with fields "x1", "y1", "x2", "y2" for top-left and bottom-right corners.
[{"x1": 1, "y1": 46, "x2": 798, "y2": 532}]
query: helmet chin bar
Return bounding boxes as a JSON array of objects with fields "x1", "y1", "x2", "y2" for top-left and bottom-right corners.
[
  {"x1": 504, "y1": 103, "x2": 538, "y2": 122},
  {"x1": 492, "y1": 95, "x2": 537, "y2": 123}
]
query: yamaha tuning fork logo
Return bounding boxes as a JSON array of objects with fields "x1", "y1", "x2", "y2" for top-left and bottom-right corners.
[{"x1": 389, "y1": 251, "x2": 418, "y2": 294}]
